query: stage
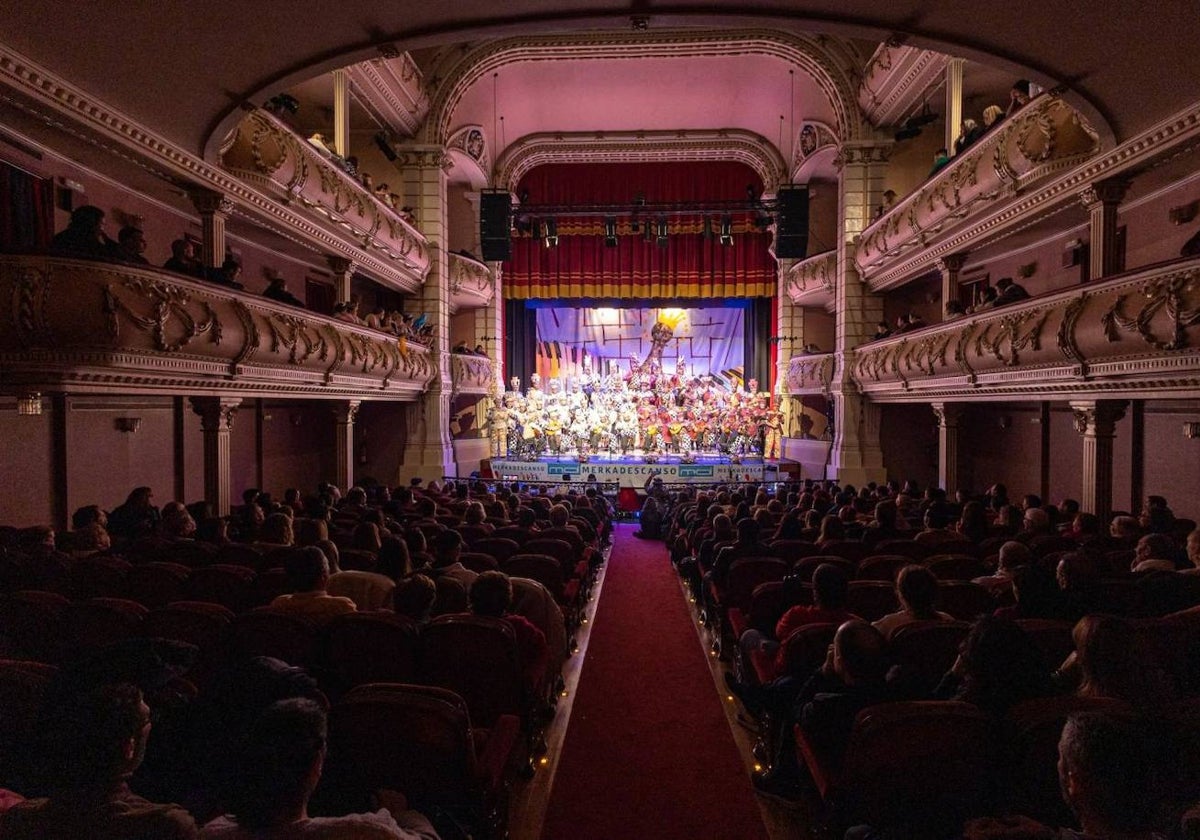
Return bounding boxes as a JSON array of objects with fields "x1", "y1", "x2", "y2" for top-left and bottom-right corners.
[{"x1": 488, "y1": 452, "x2": 771, "y2": 487}]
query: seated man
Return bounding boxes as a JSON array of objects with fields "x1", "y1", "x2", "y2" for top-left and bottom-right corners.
[
  {"x1": 262, "y1": 273, "x2": 304, "y2": 307},
  {"x1": 872, "y1": 564, "x2": 955, "y2": 638},
  {"x1": 469, "y1": 571, "x2": 549, "y2": 694},
  {"x1": 993, "y1": 276, "x2": 1031, "y2": 306},
  {"x1": 269, "y1": 546, "x2": 356, "y2": 627},
  {"x1": 201, "y1": 698, "x2": 438, "y2": 839},
  {"x1": 429, "y1": 529, "x2": 478, "y2": 592},
  {"x1": 163, "y1": 238, "x2": 204, "y2": 277},
  {"x1": 1131, "y1": 532, "x2": 1182, "y2": 573},
  {"x1": 116, "y1": 226, "x2": 150, "y2": 264},
  {"x1": 539, "y1": 503, "x2": 591, "y2": 558},
  {"x1": 0, "y1": 683, "x2": 198, "y2": 839},
  {"x1": 973, "y1": 540, "x2": 1032, "y2": 594}
]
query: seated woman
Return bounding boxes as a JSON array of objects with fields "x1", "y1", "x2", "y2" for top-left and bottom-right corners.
[
  {"x1": 872, "y1": 564, "x2": 956, "y2": 639},
  {"x1": 932, "y1": 615, "x2": 1053, "y2": 714}
]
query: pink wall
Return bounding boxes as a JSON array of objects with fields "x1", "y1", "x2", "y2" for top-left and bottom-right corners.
[
  {"x1": 879, "y1": 403, "x2": 938, "y2": 488},
  {"x1": 446, "y1": 185, "x2": 478, "y2": 255},
  {"x1": 801, "y1": 309, "x2": 835, "y2": 352},
  {"x1": 1144, "y1": 401, "x2": 1200, "y2": 522},
  {"x1": 357, "y1": 401, "x2": 410, "y2": 487},
  {"x1": 0, "y1": 401, "x2": 55, "y2": 527}
]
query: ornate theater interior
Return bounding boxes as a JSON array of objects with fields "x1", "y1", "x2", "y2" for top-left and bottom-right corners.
[{"x1": 1, "y1": 3, "x2": 1199, "y2": 839}]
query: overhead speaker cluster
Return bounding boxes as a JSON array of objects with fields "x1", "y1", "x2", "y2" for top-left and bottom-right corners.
[
  {"x1": 480, "y1": 190, "x2": 512, "y2": 261},
  {"x1": 774, "y1": 185, "x2": 809, "y2": 259}
]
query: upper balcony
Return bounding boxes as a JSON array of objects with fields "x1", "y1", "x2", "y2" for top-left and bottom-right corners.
[
  {"x1": 784, "y1": 352, "x2": 835, "y2": 396},
  {"x1": 450, "y1": 353, "x2": 495, "y2": 396},
  {"x1": 856, "y1": 95, "x2": 1102, "y2": 290},
  {"x1": 784, "y1": 249, "x2": 836, "y2": 311},
  {"x1": 851, "y1": 256, "x2": 1200, "y2": 401},
  {"x1": 449, "y1": 252, "x2": 496, "y2": 312},
  {"x1": 220, "y1": 109, "x2": 430, "y2": 291},
  {"x1": 0, "y1": 255, "x2": 435, "y2": 399}
]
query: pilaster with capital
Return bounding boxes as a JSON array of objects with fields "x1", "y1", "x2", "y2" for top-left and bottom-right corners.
[
  {"x1": 828, "y1": 140, "x2": 891, "y2": 484},
  {"x1": 1070, "y1": 399, "x2": 1128, "y2": 520},
  {"x1": 400, "y1": 144, "x2": 457, "y2": 481},
  {"x1": 188, "y1": 190, "x2": 233, "y2": 270},
  {"x1": 1079, "y1": 178, "x2": 1132, "y2": 281},
  {"x1": 326, "y1": 256, "x2": 357, "y2": 304},
  {"x1": 937, "y1": 252, "x2": 969, "y2": 316},
  {"x1": 332, "y1": 400, "x2": 361, "y2": 493},
  {"x1": 931, "y1": 402, "x2": 966, "y2": 495},
  {"x1": 190, "y1": 396, "x2": 242, "y2": 515}
]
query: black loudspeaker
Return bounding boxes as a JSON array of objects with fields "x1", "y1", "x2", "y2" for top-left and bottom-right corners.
[
  {"x1": 774, "y1": 185, "x2": 809, "y2": 259},
  {"x1": 480, "y1": 190, "x2": 512, "y2": 261}
]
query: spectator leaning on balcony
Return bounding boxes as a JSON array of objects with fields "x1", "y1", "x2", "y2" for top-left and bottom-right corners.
[
  {"x1": 1006, "y1": 78, "x2": 1032, "y2": 116},
  {"x1": 944, "y1": 300, "x2": 966, "y2": 320},
  {"x1": 116, "y1": 226, "x2": 150, "y2": 265},
  {"x1": 164, "y1": 238, "x2": 204, "y2": 277},
  {"x1": 50, "y1": 204, "x2": 118, "y2": 259},
  {"x1": 262, "y1": 270, "x2": 304, "y2": 307},
  {"x1": 954, "y1": 118, "x2": 982, "y2": 155},
  {"x1": 982, "y1": 104, "x2": 1005, "y2": 130},
  {"x1": 928, "y1": 147, "x2": 951, "y2": 177},
  {"x1": 210, "y1": 257, "x2": 246, "y2": 291},
  {"x1": 993, "y1": 276, "x2": 1030, "y2": 306}
]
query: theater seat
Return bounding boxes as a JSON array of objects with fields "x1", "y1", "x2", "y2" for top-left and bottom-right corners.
[
  {"x1": 182, "y1": 564, "x2": 257, "y2": 612},
  {"x1": 472, "y1": 538, "x2": 521, "y2": 564},
  {"x1": 887, "y1": 621, "x2": 971, "y2": 696},
  {"x1": 226, "y1": 608, "x2": 318, "y2": 668},
  {"x1": 767, "y1": 540, "x2": 823, "y2": 564},
  {"x1": 420, "y1": 614, "x2": 531, "y2": 731},
  {"x1": 845, "y1": 581, "x2": 899, "y2": 622},
  {"x1": 0, "y1": 590, "x2": 71, "y2": 662},
  {"x1": 60, "y1": 597, "x2": 149, "y2": 658},
  {"x1": 937, "y1": 581, "x2": 996, "y2": 621},
  {"x1": 124, "y1": 562, "x2": 190, "y2": 608},
  {"x1": 793, "y1": 555, "x2": 856, "y2": 583},
  {"x1": 321, "y1": 612, "x2": 419, "y2": 696},
  {"x1": 926, "y1": 554, "x2": 988, "y2": 581},
  {"x1": 59, "y1": 555, "x2": 132, "y2": 600},
  {"x1": 796, "y1": 700, "x2": 994, "y2": 836},
  {"x1": 0, "y1": 659, "x2": 57, "y2": 790}
]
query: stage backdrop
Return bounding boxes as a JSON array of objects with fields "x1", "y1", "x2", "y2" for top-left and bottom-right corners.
[
  {"x1": 503, "y1": 161, "x2": 776, "y2": 300},
  {"x1": 533, "y1": 304, "x2": 744, "y2": 382}
]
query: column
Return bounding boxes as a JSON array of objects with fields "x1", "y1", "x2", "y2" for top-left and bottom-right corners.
[
  {"x1": 326, "y1": 256, "x2": 356, "y2": 304},
  {"x1": 399, "y1": 144, "x2": 457, "y2": 482},
  {"x1": 937, "y1": 252, "x2": 969, "y2": 317},
  {"x1": 332, "y1": 68, "x2": 350, "y2": 158},
  {"x1": 190, "y1": 396, "x2": 242, "y2": 516},
  {"x1": 828, "y1": 141, "x2": 891, "y2": 485},
  {"x1": 189, "y1": 190, "x2": 233, "y2": 271},
  {"x1": 1079, "y1": 179, "x2": 1131, "y2": 281},
  {"x1": 1070, "y1": 400, "x2": 1128, "y2": 520},
  {"x1": 931, "y1": 402, "x2": 965, "y2": 495},
  {"x1": 50, "y1": 392, "x2": 69, "y2": 530},
  {"x1": 945, "y1": 58, "x2": 965, "y2": 152},
  {"x1": 1129, "y1": 400, "x2": 1145, "y2": 516},
  {"x1": 332, "y1": 400, "x2": 361, "y2": 493}
]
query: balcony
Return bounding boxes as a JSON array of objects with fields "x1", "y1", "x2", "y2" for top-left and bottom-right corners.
[
  {"x1": 449, "y1": 252, "x2": 495, "y2": 312},
  {"x1": 851, "y1": 257, "x2": 1200, "y2": 401},
  {"x1": 220, "y1": 109, "x2": 430, "y2": 290},
  {"x1": 856, "y1": 95, "x2": 1102, "y2": 289},
  {"x1": 0, "y1": 256, "x2": 435, "y2": 399},
  {"x1": 450, "y1": 353, "x2": 495, "y2": 396},
  {"x1": 784, "y1": 249, "x2": 836, "y2": 311},
  {"x1": 784, "y1": 352, "x2": 835, "y2": 396}
]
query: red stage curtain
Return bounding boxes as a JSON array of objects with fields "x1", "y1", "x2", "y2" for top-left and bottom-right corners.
[
  {"x1": 0, "y1": 161, "x2": 55, "y2": 252},
  {"x1": 504, "y1": 162, "x2": 777, "y2": 300}
]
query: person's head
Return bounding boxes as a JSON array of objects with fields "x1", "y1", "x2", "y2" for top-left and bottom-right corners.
[
  {"x1": 1141, "y1": 505, "x2": 1175, "y2": 535},
  {"x1": 1056, "y1": 551, "x2": 1098, "y2": 592},
  {"x1": 982, "y1": 104, "x2": 1004, "y2": 126},
  {"x1": 832, "y1": 620, "x2": 887, "y2": 685},
  {"x1": 997, "y1": 540, "x2": 1032, "y2": 573},
  {"x1": 464, "y1": 501, "x2": 487, "y2": 525},
  {"x1": 393, "y1": 573, "x2": 436, "y2": 622},
  {"x1": 1134, "y1": 533, "x2": 1175, "y2": 567},
  {"x1": 283, "y1": 546, "x2": 330, "y2": 593},
  {"x1": 1010, "y1": 563, "x2": 1061, "y2": 617},
  {"x1": 956, "y1": 616, "x2": 1049, "y2": 709},
  {"x1": 923, "y1": 503, "x2": 952, "y2": 531},
  {"x1": 960, "y1": 117, "x2": 978, "y2": 134},
  {"x1": 873, "y1": 499, "x2": 898, "y2": 529},
  {"x1": 1073, "y1": 614, "x2": 1159, "y2": 705},
  {"x1": 293, "y1": 517, "x2": 328, "y2": 546},
  {"x1": 1072, "y1": 512, "x2": 1101, "y2": 538},
  {"x1": 74, "y1": 521, "x2": 112, "y2": 553},
  {"x1": 160, "y1": 501, "x2": 197, "y2": 539},
  {"x1": 197, "y1": 516, "x2": 229, "y2": 545},
  {"x1": 72, "y1": 504, "x2": 108, "y2": 530},
  {"x1": 69, "y1": 204, "x2": 105, "y2": 235},
  {"x1": 735, "y1": 516, "x2": 760, "y2": 544},
  {"x1": 933, "y1": 147, "x2": 949, "y2": 161},
  {"x1": 227, "y1": 698, "x2": 327, "y2": 831},
  {"x1": 432, "y1": 529, "x2": 463, "y2": 567},
  {"x1": 817, "y1": 514, "x2": 844, "y2": 542},
  {"x1": 945, "y1": 299, "x2": 966, "y2": 316},
  {"x1": 39, "y1": 682, "x2": 151, "y2": 790},
  {"x1": 376, "y1": 536, "x2": 412, "y2": 580},
  {"x1": 220, "y1": 257, "x2": 241, "y2": 280},
  {"x1": 1022, "y1": 506, "x2": 1051, "y2": 535},
  {"x1": 125, "y1": 486, "x2": 154, "y2": 509},
  {"x1": 469, "y1": 570, "x2": 513, "y2": 618},
  {"x1": 958, "y1": 500, "x2": 988, "y2": 541},
  {"x1": 812, "y1": 563, "x2": 850, "y2": 610},
  {"x1": 1189, "y1": 528, "x2": 1200, "y2": 568},
  {"x1": 1058, "y1": 713, "x2": 1165, "y2": 839},
  {"x1": 260, "y1": 512, "x2": 294, "y2": 546},
  {"x1": 344, "y1": 486, "x2": 368, "y2": 508},
  {"x1": 117, "y1": 225, "x2": 146, "y2": 255},
  {"x1": 1010, "y1": 79, "x2": 1031, "y2": 104},
  {"x1": 351, "y1": 521, "x2": 381, "y2": 552},
  {"x1": 896, "y1": 564, "x2": 940, "y2": 617},
  {"x1": 1110, "y1": 515, "x2": 1141, "y2": 539}
]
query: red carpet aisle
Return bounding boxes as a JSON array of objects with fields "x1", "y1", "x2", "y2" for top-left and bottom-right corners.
[{"x1": 539, "y1": 523, "x2": 770, "y2": 840}]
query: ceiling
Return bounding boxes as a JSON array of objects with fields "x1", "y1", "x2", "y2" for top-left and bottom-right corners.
[{"x1": 2, "y1": 2, "x2": 1198, "y2": 165}]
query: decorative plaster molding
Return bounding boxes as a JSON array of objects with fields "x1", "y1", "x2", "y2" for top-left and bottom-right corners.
[
  {"x1": 450, "y1": 353, "x2": 495, "y2": 395},
  {"x1": 861, "y1": 96, "x2": 1200, "y2": 291},
  {"x1": 785, "y1": 352, "x2": 835, "y2": 395},
  {"x1": 785, "y1": 249, "x2": 837, "y2": 304},
  {"x1": 448, "y1": 252, "x2": 495, "y2": 313},
  {"x1": 792, "y1": 120, "x2": 839, "y2": 180},
  {"x1": 494, "y1": 129, "x2": 787, "y2": 194},
  {"x1": 857, "y1": 95, "x2": 1102, "y2": 287},
  {"x1": 421, "y1": 29, "x2": 864, "y2": 147},
  {"x1": 851, "y1": 257, "x2": 1200, "y2": 402},
  {"x1": 445, "y1": 125, "x2": 490, "y2": 183},
  {"x1": 859, "y1": 43, "x2": 950, "y2": 128},
  {"x1": 0, "y1": 46, "x2": 428, "y2": 293},
  {"x1": 0, "y1": 256, "x2": 435, "y2": 399},
  {"x1": 346, "y1": 54, "x2": 429, "y2": 138}
]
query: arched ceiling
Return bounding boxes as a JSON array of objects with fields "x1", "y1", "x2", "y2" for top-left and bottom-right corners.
[{"x1": 2, "y1": 2, "x2": 1198, "y2": 162}]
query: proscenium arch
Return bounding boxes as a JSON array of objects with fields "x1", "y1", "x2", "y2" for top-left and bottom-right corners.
[
  {"x1": 420, "y1": 28, "x2": 868, "y2": 148},
  {"x1": 493, "y1": 129, "x2": 789, "y2": 196}
]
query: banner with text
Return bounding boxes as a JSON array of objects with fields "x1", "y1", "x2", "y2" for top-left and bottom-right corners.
[{"x1": 488, "y1": 459, "x2": 765, "y2": 487}]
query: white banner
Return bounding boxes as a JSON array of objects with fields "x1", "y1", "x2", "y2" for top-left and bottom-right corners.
[{"x1": 488, "y1": 459, "x2": 766, "y2": 487}]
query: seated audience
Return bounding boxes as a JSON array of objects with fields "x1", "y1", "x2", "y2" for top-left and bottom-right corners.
[
  {"x1": 1132, "y1": 532, "x2": 1184, "y2": 573},
  {"x1": 469, "y1": 571, "x2": 549, "y2": 692},
  {"x1": 872, "y1": 320, "x2": 892, "y2": 340},
  {"x1": 954, "y1": 118, "x2": 982, "y2": 154},
  {"x1": 0, "y1": 683, "x2": 199, "y2": 838},
  {"x1": 108, "y1": 485, "x2": 161, "y2": 543},
  {"x1": 982, "y1": 104, "x2": 1004, "y2": 130},
  {"x1": 932, "y1": 616, "x2": 1052, "y2": 715},
  {"x1": 163, "y1": 239, "x2": 204, "y2": 277},
  {"x1": 393, "y1": 573, "x2": 437, "y2": 625},
  {"x1": 269, "y1": 546, "x2": 356, "y2": 626},
  {"x1": 200, "y1": 698, "x2": 438, "y2": 839},
  {"x1": 1005, "y1": 78, "x2": 1032, "y2": 116},
  {"x1": 262, "y1": 273, "x2": 304, "y2": 307},
  {"x1": 993, "y1": 276, "x2": 1030, "y2": 306},
  {"x1": 429, "y1": 530, "x2": 477, "y2": 591},
  {"x1": 873, "y1": 564, "x2": 955, "y2": 638},
  {"x1": 973, "y1": 540, "x2": 1031, "y2": 594},
  {"x1": 50, "y1": 205, "x2": 117, "y2": 259},
  {"x1": 116, "y1": 226, "x2": 150, "y2": 264},
  {"x1": 210, "y1": 258, "x2": 245, "y2": 290}
]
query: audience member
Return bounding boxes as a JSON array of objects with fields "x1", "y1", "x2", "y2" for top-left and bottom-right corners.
[
  {"x1": 1006, "y1": 79, "x2": 1032, "y2": 116},
  {"x1": 269, "y1": 546, "x2": 356, "y2": 626},
  {"x1": 932, "y1": 616, "x2": 1052, "y2": 715},
  {"x1": 116, "y1": 226, "x2": 150, "y2": 264},
  {"x1": 50, "y1": 204, "x2": 117, "y2": 259},
  {"x1": 982, "y1": 104, "x2": 1004, "y2": 130},
  {"x1": 392, "y1": 573, "x2": 437, "y2": 625},
  {"x1": 873, "y1": 564, "x2": 955, "y2": 638},
  {"x1": 469, "y1": 570, "x2": 548, "y2": 692},
  {"x1": 993, "y1": 276, "x2": 1030, "y2": 306},
  {"x1": 164, "y1": 239, "x2": 204, "y2": 277},
  {"x1": 929, "y1": 147, "x2": 951, "y2": 177},
  {"x1": 262, "y1": 273, "x2": 304, "y2": 307}
]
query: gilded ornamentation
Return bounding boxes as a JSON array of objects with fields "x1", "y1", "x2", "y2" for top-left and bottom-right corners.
[
  {"x1": 104, "y1": 279, "x2": 221, "y2": 353},
  {"x1": 785, "y1": 250, "x2": 837, "y2": 301},
  {"x1": 1057, "y1": 294, "x2": 1089, "y2": 373},
  {"x1": 266, "y1": 313, "x2": 328, "y2": 365},
  {"x1": 1100, "y1": 271, "x2": 1200, "y2": 350},
  {"x1": 12, "y1": 265, "x2": 53, "y2": 347},
  {"x1": 231, "y1": 300, "x2": 259, "y2": 369},
  {"x1": 980, "y1": 309, "x2": 1049, "y2": 366},
  {"x1": 786, "y1": 353, "x2": 834, "y2": 395}
]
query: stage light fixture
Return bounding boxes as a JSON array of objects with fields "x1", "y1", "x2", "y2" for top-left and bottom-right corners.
[
  {"x1": 604, "y1": 217, "x2": 618, "y2": 247},
  {"x1": 543, "y1": 217, "x2": 558, "y2": 248},
  {"x1": 719, "y1": 215, "x2": 733, "y2": 246},
  {"x1": 656, "y1": 217, "x2": 668, "y2": 247}
]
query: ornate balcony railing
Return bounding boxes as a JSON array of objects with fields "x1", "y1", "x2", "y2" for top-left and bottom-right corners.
[
  {"x1": 450, "y1": 353, "x2": 495, "y2": 395},
  {"x1": 0, "y1": 256, "x2": 434, "y2": 399},
  {"x1": 785, "y1": 249, "x2": 836, "y2": 309},
  {"x1": 449, "y1": 252, "x2": 495, "y2": 312},
  {"x1": 856, "y1": 95, "x2": 1102, "y2": 289},
  {"x1": 220, "y1": 109, "x2": 430, "y2": 289},
  {"x1": 785, "y1": 352, "x2": 835, "y2": 395},
  {"x1": 851, "y1": 257, "x2": 1200, "y2": 401}
]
